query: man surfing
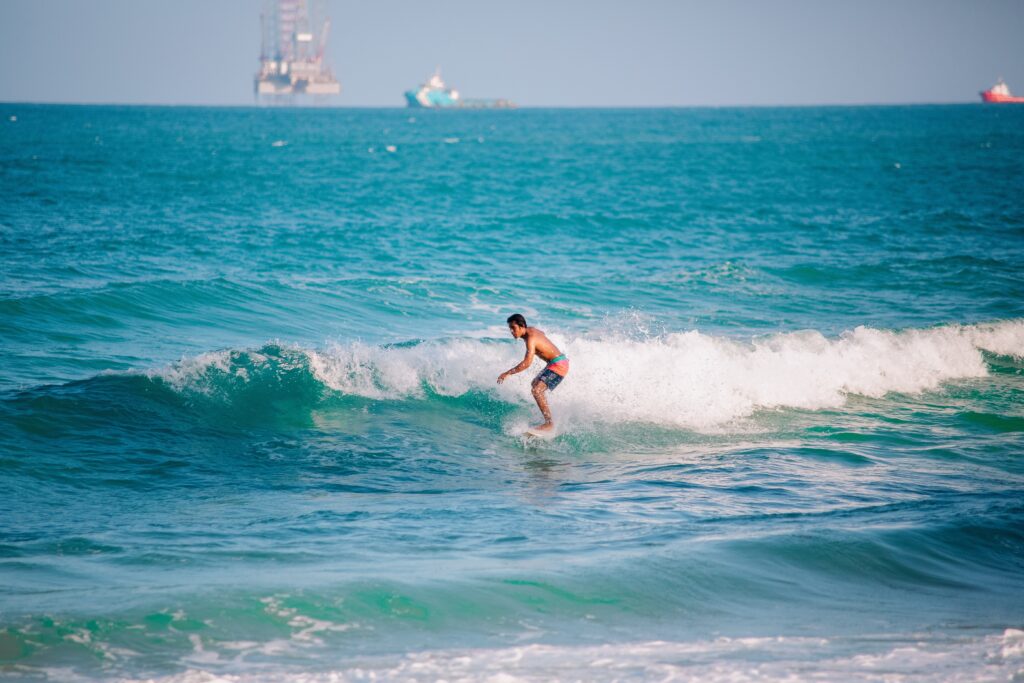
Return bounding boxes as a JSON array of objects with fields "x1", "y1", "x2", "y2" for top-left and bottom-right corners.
[{"x1": 497, "y1": 313, "x2": 569, "y2": 433}]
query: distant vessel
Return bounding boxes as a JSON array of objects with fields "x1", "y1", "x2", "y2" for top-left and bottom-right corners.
[
  {"x1": 404, "y1": 69, "x2": 514, "y2": 109},
  {"x1": 980, "y1": 78, "x2": 1024, "y2": 104},
  {"x1": 255, "y1": 0, "x2": 340, "y2": 101},
  {"x1": 405, "y1": 69, "x2": 460, "y2": 108}
]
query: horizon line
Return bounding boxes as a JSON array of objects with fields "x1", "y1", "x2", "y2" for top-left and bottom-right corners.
[{"x1": 0, "y1": 99, "x2": 985, "y2": 109}]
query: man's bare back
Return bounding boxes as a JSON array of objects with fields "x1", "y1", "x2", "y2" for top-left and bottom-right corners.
[{"x1": 497, "y1": 313, "x2": 570, "y2": 431}]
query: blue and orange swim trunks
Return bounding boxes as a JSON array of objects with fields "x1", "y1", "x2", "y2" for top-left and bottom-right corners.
[{"x1": 534, "y1": 354, "x2": 569, "y2": 391}]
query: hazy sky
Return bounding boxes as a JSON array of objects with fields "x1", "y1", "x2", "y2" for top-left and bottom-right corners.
[{"x1": 1, "y1": 0, "x2": 1022, "y2": 106}]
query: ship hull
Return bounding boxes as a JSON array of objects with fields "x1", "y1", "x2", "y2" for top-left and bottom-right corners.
[
  {"x1": 405, "y1": 88, "x2": 459, "y2": 108},
  {"x1": 980, "y1": 91, "x2": 1024, "y2": 103},
  {"x1": 404, "y1": 90, "x2": 514, "y2": 109}
]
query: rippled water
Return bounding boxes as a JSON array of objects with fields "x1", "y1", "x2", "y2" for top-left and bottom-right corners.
[{"x1": 1, "y1": 104, "x2": 1023, "y2": 681}]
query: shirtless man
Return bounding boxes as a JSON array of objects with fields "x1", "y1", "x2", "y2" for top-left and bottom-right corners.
[{"x1": 496, "y1": 313, "x2": 569, "y2": 432}]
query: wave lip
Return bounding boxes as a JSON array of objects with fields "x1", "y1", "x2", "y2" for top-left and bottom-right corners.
[
  {"x1": 554, "y1": 321, "x2": 1021, "y2": 429},
  {"x1": 299, "y1": 319, "x2": 1022, "y2": 430},
  {"x1": 126, "y1": 319, "x2": 1024, "y2": 431}
]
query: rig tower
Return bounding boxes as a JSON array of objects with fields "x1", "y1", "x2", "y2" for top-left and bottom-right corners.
[{"x1": 255, "y1": 0, "x2": 341, "y2": 102}]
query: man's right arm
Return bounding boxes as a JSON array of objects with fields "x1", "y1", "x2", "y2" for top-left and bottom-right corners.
[{"x1": 497, "y1": 336, "x2": 536, "y2": 383}]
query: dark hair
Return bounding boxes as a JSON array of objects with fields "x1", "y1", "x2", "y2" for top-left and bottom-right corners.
[{"x1": 506, "y1": 313, "x2": 527, "y2": 328}]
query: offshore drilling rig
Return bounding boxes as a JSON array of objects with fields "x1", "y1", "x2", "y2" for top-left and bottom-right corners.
[{"x1": 254, "y1": 0, "x2": 340, "y2": 101}]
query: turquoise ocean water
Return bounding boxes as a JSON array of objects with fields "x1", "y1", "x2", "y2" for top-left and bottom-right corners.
[{"x1": 1, "y1": 104, "x2": 1023, "y2": 681}]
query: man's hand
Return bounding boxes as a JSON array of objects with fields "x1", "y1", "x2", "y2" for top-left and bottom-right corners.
[{"x1": 497, "y1": 372, "x2": 510, "y2": 384}]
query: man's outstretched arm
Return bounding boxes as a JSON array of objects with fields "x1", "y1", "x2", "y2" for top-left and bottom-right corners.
[{"x1": 497, "y1": 337, "x2": 536, "y2": 383}]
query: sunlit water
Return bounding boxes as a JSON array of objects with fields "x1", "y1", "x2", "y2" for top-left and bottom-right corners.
[{"x1": 1, "y1": 104, "x2": 1023, "y2": 681}]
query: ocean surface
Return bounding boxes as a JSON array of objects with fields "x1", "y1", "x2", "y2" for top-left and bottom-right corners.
[{"x1": 1, "y1": 103, "x2": 1023, "y2": 682}]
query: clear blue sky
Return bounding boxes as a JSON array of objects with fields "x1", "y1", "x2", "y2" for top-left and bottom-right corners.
[{"x1": 1, "y1": 0, "x2": 1022, "y2": 106}]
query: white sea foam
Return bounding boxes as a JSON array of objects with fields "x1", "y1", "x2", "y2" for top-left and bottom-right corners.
[
  {"x1": 303, "y1": 320, "x2": 1024, "y2": 430},
  {"x1": 149, "y1": 320, "x2": 1024, "y2": 431},
  {"x1": 112, "y1": 628, "x2": 1024, "y2": 682}
]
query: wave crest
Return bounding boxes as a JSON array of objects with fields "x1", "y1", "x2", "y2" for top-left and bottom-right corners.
[{"x1": 147, "y1": 319, "x2": 1024, "y2": 430}]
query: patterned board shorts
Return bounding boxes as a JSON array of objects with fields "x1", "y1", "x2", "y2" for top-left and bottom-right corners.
[{"x1": 534, "y1": 367, "x2": 566, "y2": 391}]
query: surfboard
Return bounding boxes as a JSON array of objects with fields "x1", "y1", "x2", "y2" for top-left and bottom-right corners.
[{"x1": 523, "y1": 427, "x2": 556, "y2": 440}]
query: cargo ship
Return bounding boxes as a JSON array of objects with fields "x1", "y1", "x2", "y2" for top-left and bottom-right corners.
[
  {"x1": 980, "y1": 78, "x2": 1024, "y2": 104},
  {"x1": 404, "y1": 69, "x2": 514, "y2": 109}
]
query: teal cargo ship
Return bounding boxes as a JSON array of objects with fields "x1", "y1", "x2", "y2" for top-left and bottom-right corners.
[{"x1": 404, "y1": 69, "x2": 514, "y2": 109}]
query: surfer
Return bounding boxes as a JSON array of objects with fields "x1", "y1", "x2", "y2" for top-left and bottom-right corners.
[{"x1": 497, "y1": 313, "x2": 569, "y2": 432}]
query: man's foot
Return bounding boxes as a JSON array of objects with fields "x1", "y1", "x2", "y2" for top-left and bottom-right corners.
[{"x1": 531, "y1": 422, "x2": 554, "y2": 432}]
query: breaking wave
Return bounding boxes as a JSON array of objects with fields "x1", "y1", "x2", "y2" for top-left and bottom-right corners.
[{"x1": 145, "y1": 319, "x2": 1024, "y2": 431}]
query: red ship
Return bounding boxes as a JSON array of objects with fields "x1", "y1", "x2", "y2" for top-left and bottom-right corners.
[{"x1": 980, "y1": 78, "x2": 1024, "y2": 103}]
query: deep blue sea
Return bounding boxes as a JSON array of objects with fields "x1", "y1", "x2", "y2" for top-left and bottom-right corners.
[{"x1": 1, "y1": 104, "x2": 1023, "y2": 681}]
